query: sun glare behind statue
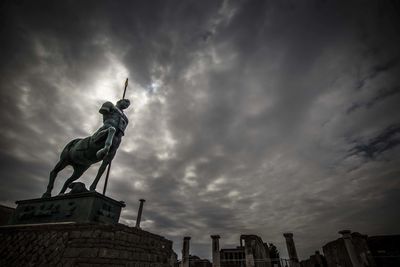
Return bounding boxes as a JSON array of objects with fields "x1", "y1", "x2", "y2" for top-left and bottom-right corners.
[
  {"x1": 89, "y1": 52, "x2": 130, "y2": 103},
  {"x1": 89, "y1": 53, "x2": 154, "y2": 110},
  {"x1": 79, "y1": 52, "x2": 152, "y2": 134}
]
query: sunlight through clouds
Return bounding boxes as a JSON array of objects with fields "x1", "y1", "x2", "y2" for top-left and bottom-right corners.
[{"x1": 1, "y1": 0, "x2": 399, "y2": 261}]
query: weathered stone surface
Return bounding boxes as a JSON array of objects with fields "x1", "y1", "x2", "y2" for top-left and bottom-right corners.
[
  {"x1": 10, "y1": 191, "x2": 125, "y2": 225},
  {"x1": 0, "y1": 204, "x2": 15, "y2": 225},
  {"x1": 0, "y1": 223, "x2": 173, "y2": 267}
]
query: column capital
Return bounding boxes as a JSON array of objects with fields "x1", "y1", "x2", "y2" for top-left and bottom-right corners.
[
  {"x1": 184, "y1": 236, "x2": 191, "y2": 240},
  {"x1": 211, "y1": 235, "x2": 221, "y2": 239},
  {"x1": 139, "y1": 199, "x2": 146, "y2": 202},
  {"x1": 339, "y1": 230, "x2": 352, "y2": 239},
  {"x1": 283, "y1": 232, "x2": 293, "y2": 238}
]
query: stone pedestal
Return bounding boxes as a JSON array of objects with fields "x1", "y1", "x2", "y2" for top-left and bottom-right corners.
[{"x1": 9, "y1": 191, "x2": 125, "y2": 225}]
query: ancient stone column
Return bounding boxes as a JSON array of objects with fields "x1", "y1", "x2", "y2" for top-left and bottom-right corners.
[
  {"x1": 242, "y1": 237, "x2": 255, "y2": 267},
  {"x1": 314, "y1": 251, "x2": 324, "y2": 267},
  {"x1": 135, "y1": 199, "x2": 145, "y2": 228},
  {"x1": 182, "y1": 236, "x2": 191, "y2": 267},
  {"x1": 211, "y1": 235, "x2": 221, "y2": 267},
  {"x1": 339, "y1": 230, "x2": 363, "y2": 267},
  {"x1": 283, "y1": 233, "x2": 299, "y2": 267}
]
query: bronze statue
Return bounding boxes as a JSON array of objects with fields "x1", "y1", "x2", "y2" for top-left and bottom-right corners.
[{"x1": 42, "y1": 80, "x2": 131, "y2": 198}]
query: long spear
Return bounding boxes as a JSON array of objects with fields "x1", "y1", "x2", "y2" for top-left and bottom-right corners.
[
  {"x1": 122, "y1": 78, "x2": 129, "y2": 99},
  {"x1": 103, "y1": 78, "x2": 129, "y2": 195}
]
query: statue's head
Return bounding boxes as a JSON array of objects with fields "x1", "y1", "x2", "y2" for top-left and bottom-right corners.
[{"x1": 116, "y1": 99, "x2": 130, "y2": 110}]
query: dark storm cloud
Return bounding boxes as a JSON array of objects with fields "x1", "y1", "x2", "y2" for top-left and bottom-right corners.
[
  {"x1": 346, "y1": 85, "x2": 400, "y2": 113},
  {"x1": 348, "y1": 124, "x2": 400, "y2": 159},
  {"x1": 1, "y1": 0, "x2": 400, "y2": 261}
]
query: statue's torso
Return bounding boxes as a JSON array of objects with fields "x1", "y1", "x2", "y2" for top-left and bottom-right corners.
[{"x1": 101, "y1": 102, "x2": 129, "y2": 135}]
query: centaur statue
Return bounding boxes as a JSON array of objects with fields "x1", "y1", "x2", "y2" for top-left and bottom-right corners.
[{"x1": 42, "y1": 79, "x2": 131, "y2": 198}]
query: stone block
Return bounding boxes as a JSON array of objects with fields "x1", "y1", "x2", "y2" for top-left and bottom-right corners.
[
  {"x1": 119, "y1": 250, "x2": 130, "y2": 259},
  {"x1": 70, "y1": 230, "x2": 81, "y2": 239},
  {"x1": 93, "y1": 229, "x2": 102, "y2": 238},
  {"x1": 101, "y1": 231, "x2": 114, "y2": 240},
  {"x1": 81, "y1": 230, "x2": 93, "y2": 238},
  {"x1": 99, "y1": 248, "x2": 120, "y2": 259},
  {"x1": 63, "y1": 247, "x2": 81, "y2": 258},
  {"x1": 81, "y1": 248, "x2": 99, "y2": 258},
  {"x1": 10, "y1": 191, "x2": 125, "y2": 225}
]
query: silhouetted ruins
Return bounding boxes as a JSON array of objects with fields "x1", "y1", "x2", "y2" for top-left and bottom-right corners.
[
  {"x1": 180, "y1": 231, "x2": 399, "y2": 267},
  {"x1": 1, "y1": 203, "x2": 399, "y2": 266},
  {"x1": 322, "y1": 230, "x2": 400, "y2": 267}
]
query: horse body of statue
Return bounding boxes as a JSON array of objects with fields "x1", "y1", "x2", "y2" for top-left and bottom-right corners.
[{"x1": 42, "y1": 98, "x2": 130, "y2": 198}]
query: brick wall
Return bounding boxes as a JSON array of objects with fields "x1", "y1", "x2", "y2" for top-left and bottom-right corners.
[{"x1": 0, "y1": 223, "x2": 174, "y2": 267}]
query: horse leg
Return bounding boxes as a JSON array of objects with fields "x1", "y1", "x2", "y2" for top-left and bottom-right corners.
[
  {"x1": 96, "y1": 127, "x2": 116, "y2": 159},
  {"x1": 42, "y1": 160, "x2": 68, "y2": 198},
  {"x1": 89, "y1": 153, "x2": 115, "y2": 191},
  {"x1": 58, "y1": 165, "x2": 89, "y2": 195}
]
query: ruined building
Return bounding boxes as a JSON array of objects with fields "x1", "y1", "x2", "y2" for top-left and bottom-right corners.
[
  {"x1": 189, "y1": 255, "x2": 212, "y2": 267},
  {"x1": 181, "y1": 234, "x2": 279, "y2": 267},
  {"x1": 0, "y1": 204, "x2": 14, "y2": 225},
  {"x1": 323, "y1": 230, "x2": 400, "y2": 267},
  {"x1": 367, "y1": 235, "x2": 400, "y2": 267},
  {"x1": 323, "y1": 230, "x2": 375, "y2": 267},
  {"x1": 178, "y1": 236, "x2": 211, "y2": 267},
  {"x1": 210, "y1": 234, "x2": 281, "y2": 267},
  {"x1": 300, "y1": 251, "x2": 327, "y2": 267},
  {"x1": 181, "y1": 230, "x2": 399, "y2": 267}
]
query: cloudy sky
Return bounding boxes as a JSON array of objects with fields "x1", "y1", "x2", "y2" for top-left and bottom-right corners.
[{"x1": 1, "y1": 0, "x2": 400, "y2": 261}]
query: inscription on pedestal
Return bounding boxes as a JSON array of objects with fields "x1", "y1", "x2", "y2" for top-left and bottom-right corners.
[{"x1": 10, "y1": 191, "x2": 125, "y2": 225}]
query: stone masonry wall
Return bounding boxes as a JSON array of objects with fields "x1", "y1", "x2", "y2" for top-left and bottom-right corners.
[{"x1": 0, "y1": 222, "x2": 174, "y2": 267}]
